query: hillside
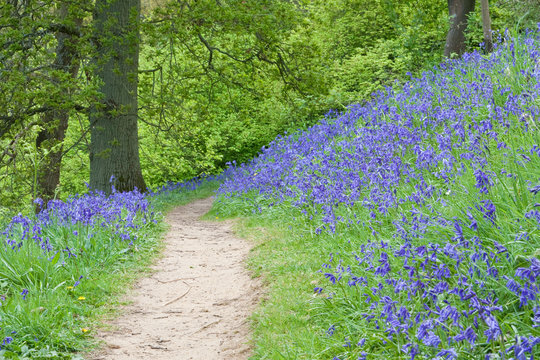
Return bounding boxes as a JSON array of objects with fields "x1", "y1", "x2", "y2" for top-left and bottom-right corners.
[{"x1": 215, "y1": 29, "x2": 540, "y2": 359}]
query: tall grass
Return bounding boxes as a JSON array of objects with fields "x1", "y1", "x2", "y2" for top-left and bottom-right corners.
[{"x1": 215, "y1": 28, "x2": 540, "y2": 359}]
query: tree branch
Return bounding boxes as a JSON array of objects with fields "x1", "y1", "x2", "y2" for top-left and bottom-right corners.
[{"x1": 0, "y1": 104, "x2": 88, "y2": 138}]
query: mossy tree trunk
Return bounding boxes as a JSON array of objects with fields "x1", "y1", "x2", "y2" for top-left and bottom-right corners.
[
  {"x1": 35, "y1": 3, "x2": 82, "y2": 208},
  {"x1": 480, "y1": 0, "x2": 493, "y2": 53},
  {"x1": 90, "y1": 0, "x2": 146, "y2": 194},
  {"x1": 444, "y1": 0, "x2": 475, "y2": 58}
]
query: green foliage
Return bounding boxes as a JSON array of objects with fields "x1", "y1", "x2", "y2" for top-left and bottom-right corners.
[
  {"x1": 492, "y1": 0, "x2": 540, "y2": 31},
  {"x1": 136, "y1": 0, "x2": 315, "y2": 188},
  {"x1": 465, "y1": 0, "x2": 540, "y2": 50},
  {"x1": 331, "y1": 41, "x2": 409, "y2": 102},
  {"x1": 301, "y1": 0, "x2": 540, "y2": 109},
  {"x1": 0, "y1": 0, "x2": 96, "y2": 208},
  {"x1": 300, "y1": 0, "x2": 447, "y2": 107},
  {"x1": 3, "y1": 0, "x2": 540, "y2": 206},
  {"x1": 133, "y1": 0, "x2": 447, "y2": 188},
  {"x1": 59, "y1": 115, "x2": 90, "y2": 198},
  {"x1": 0, "y1": 130, "x2": 40, "y2": 209}
]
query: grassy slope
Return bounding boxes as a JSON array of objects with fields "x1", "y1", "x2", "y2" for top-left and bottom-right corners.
[{"x1": 214, "y1": 30, "x2": 540, "y2": 359}]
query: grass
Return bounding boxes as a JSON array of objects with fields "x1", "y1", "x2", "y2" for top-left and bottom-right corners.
[
  {"x1": 209, "y1": 205, "x2": 370, "y2": 359},
  {"x1": 233, "y1": 215, "x2": 332, "y2": 359}
]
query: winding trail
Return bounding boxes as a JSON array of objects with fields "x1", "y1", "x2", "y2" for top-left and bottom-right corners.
[{"x1": 89, "y1": 197, "x2": 260, "y2": 360}]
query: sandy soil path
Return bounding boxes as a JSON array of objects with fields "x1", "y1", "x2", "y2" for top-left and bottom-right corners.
[{"x1": 89, "y1": 197, "x2": 259, "y2": 360}]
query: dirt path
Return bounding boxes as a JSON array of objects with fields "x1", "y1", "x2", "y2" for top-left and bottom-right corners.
[{"x1": 89, "y1": 197, "x2": 260, "y2": 360}]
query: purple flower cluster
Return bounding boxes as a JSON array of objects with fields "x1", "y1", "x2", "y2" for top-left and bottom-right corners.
[
  {"x1": 217, "y1": 27, "x2": 540, "y2": 358},
  {"x1": 3, "y1": 189, "x2": 152, "y2": 251},
  {"x1": 218, "y1": 27, "x2": 540, "y2": 230},
  {"x1": 0, "y1": 188, "x2": 156, "y2": 311},
  {"x1": 317, "y1": 236, "x2": 539, "y2": 358}
]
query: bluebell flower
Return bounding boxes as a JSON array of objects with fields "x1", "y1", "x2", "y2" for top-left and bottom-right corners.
[
  {"x1": 533, "y1": 306, "x2": 540, "y2": 328},
  {"x1": 324, "y1": 273, "x2": 337, "y2": 284},
  {"x1": 326, "y1": 325, "x2": 336, "y2": 337},
  {"x1": 483, "y1": 314, "x2": 501, "y2": 342},
  {"x1": 1, "y1": 336, "x2": 13, "y2": 347},
  {"x1": 473, "y1": 168, "x2": 493, "y2": 194},
  {"x1": 436, "y1": 348, "x2": 458, "y2": 359},
  {"x1": 528, "y1": 184, "x2": 540, "y2": 194}
]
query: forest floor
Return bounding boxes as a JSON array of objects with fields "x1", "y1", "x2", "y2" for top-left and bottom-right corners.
[{"x1": 87, "y1": 197, "x2": 260, "y2": 360}]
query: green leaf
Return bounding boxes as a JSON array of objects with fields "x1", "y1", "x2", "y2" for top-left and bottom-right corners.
[{"x1": 50, "y1": 251, "x2": 61, "y2": 266}]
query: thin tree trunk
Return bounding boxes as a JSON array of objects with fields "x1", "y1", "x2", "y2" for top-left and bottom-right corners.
[
  {"x1": 480, "y1": 0, "x2": 493, "y2": 53},
  {"x1": 444, "y1": 0, "x2": 476, "y2": 58},
  {"x1": 90, "y1": 0, "x2": 146, "y2": 194},
  {"x1": 35, "y1": 4, "x2": 82, "y2": 209}
]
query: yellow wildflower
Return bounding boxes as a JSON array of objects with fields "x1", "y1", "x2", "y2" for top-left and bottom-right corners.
[{"x1": 78, "y1": 296, "x2": 86, "y2": 301}]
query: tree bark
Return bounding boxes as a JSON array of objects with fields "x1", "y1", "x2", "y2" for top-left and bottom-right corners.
[
  {"x1": 480, "y1": 0, "x2": 493, "y2": 53},
  {"x1": 444, "y1": 0, "x2": 475, "y2": 58},
  {"x1": 90, "y1": 0, "x2": 146, "y2": 194},
  {"x1": 35, "y1": 4, "x2": 82, "y2": 208}
]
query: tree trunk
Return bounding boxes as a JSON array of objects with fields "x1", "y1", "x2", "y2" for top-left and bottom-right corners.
[
  {"x1": 480, "y1": 0, "x2": 493, "y2": 53},
  {"x1": 444, "y1": 0, "x2": 476, "y2": 58},
  {"x1": 90, "y1": 0, "x2": 146, "y2": 194},
  {"x1": 35, "y1": 4, "x2": 82, "y2": 208}
]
